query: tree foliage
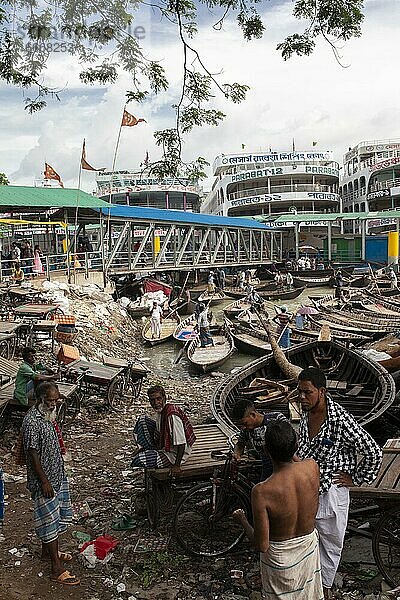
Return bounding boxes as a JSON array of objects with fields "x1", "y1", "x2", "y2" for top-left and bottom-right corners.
[
  {"x1": 0, "y1": 0, "x2": 365, "y2": 178},
  {"x1": 0, "y1": 173, "x2": 10, "y2": 186}
]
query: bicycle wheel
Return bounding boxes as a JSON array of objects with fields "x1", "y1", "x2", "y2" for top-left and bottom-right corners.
[
  {"x1": 372, "y1": 506, "x2": 400, "y2": 587},
  {"x1": 173, "y1": 481, "x2": 250, "y2": 557}
]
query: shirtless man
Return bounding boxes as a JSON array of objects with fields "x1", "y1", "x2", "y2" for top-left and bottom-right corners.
[{"x1": 234, "y1": 420, "x2": 323, "y2": 600}]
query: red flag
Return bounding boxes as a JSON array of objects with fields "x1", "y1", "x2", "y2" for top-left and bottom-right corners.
[
  {"x1": 44, "y1": 163, "x2": 64, "y2": 187},
  {"x1": 81, "y1": 139, "x2": 104, "y2": 171},
  {"x1": 121, "y1": 109, "x2": 146, "y2": 127}
]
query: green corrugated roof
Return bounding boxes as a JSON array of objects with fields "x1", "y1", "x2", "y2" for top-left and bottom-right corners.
[
  {"x1": 257, "y1": 210, "x2": 400, "y2": 223},
  {"x1": 0, "y1": 186, "x2": 109, "y2": 209}
]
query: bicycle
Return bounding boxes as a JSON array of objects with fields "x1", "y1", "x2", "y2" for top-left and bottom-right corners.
[{"x1": 173, "y1": 438, "x2": 258, "y2": 557}]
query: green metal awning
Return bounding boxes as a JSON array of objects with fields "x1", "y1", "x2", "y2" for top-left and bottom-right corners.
[
  {"x1": 255, "y1": 210, "x2": 400, "y2": 224},
  {"x1": 0, "y1": 186, "x2": 110, "y2": 210}
]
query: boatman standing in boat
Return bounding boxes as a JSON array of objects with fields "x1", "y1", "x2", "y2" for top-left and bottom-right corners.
[
  {"x1": 296, "y1": 367, "x2": 382, "y2": 599},
  {"x1": 150, "y1": 301, "x2": 163, "y2": 340},
  {"x1": 233, "y1": 420, "x2": 323, "y2": 600},
  {"x1": 389, "y1": 266, "x2": 398, "y2": 289},
  {"x1": 196, "y1": 302, "x2": 214, "y2": 348},
  {"x1": 131, "y1": 385, "x2": 196, "y2": 474},
  {"x1": 272, "y1": 305, "x2": 292, "y2": 349}
]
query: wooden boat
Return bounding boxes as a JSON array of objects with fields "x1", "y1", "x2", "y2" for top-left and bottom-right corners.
[
  {"x1": 128, "y1": 305, "x2": 150, "y2": 319},
  {"x1": 290, "y1": 326, "x2": 369, "y2": 345},
  {"x1": 306, "y1": 315, "x2": 386, "y2": 339},
  {"x1": 169, "y1": 297, "x2": 196, "y2": 316},
  {"x1": 187, "y1": 325, "x2": 235, "y2": 373},
  {"x1": 345, "y1": 275, "x2": 371, "y2": 288},
  {"x1": 211, "y1": 339, "x2": 396, "y2": 434},
  {"x1": 258, "y1": 287, "x2": 306, "y2": 301},
  {"x1": 293, "y1": 276, "x2": 332, "y2": 288},
  {"x1": 262, "y1": 268, "x2": 334, "y2": 280},
  {"x1": 378, "y1": 354, "x2": 400, "y2": 373},
  {"x1": 321, "y1": 306, "x2": 400, "y2": 328},
  {"x1": 173, "y1": 313, "x2": 198, "y2": 343},
  {"x1": 197, "y1": 289, "x2": 226, "y2": 305},
  {"x1": 226, "y1": 320, "x2": 272, "y2": 356},
  {"x1": 141, "y1": 312, "x2": 180, "y2": 346},
  {"x1": 223, "y1": 299, "x2": 252, "y2": 320}
]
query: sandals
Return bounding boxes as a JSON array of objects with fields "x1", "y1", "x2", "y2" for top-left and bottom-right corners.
[
  {"x1": 58, "y1": 551, "x2": 73, "y2": 562},
  {"x1": 51, "y1": 570, "x2": 80, "y2": 586},
  {"x1": 112, "y1": 514, "x2": 137, "y2": 531}
]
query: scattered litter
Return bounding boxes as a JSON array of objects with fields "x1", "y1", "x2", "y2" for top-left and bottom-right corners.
[
  {"x1": 122, "y1": 470, "x2": 133, "y2": 477},
  {"x1": 3, "y1": 473, "x2": 26, "y2": 483},
  {"x1": 134, "y1": 536, "x2": 170, "y2": 553},
  {"x1": 116, "y1": 583, "x2": 126, "y2": 593},
  {"x1": 230, "y1": 570, "x2": 244, "y2": 579},
  {"x1": 80, "y1": 534, "x2": 120, "y2": 567},
  {"x1": 72, "y1": 531, "x2": 92, "y2": 544},
  {"x1": 72, "y1": 501, "x2": 92, "y2": 521},
  {"x1": 38, "y1": 572, "x2": 43, "y2": 577},
  {"x1": 14, "y1": 561, "x2": 21, "y2": 566}
]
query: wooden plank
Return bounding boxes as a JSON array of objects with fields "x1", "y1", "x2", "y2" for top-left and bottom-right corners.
[
  {"x1": 371, "y1": 453, "x2": 396, "y2": 488},
  {"x1": 376, "y1": 455, "x2": 400, "y2": 490},
  {"x1": 347, "y1": 385, "x2": 363, "y2": 397},
  {"x1": 383, "y1": 438, "x2": 400, "y2": 452}
]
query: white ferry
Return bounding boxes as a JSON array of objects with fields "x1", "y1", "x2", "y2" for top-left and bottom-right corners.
[
  {"x1": 340, "y1": 139, "x2": 400, "y2": 232},
  {"x1": 201, "y1": 149, "x2": 340, "y2": 218},
  {"x1": 96, "y1": 170, "x2": 202, "y2": 212}
]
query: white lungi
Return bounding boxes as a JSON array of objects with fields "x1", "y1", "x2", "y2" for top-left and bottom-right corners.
[
  {"x1": 260, "y1": 529, "x2": 323, "y2": 599},
  {"x1": 315, "y1": 484, "x2": 350, "y2": 588},
  {"x1": 150, "y1": 317, "x2": 161, "y2": 338}
]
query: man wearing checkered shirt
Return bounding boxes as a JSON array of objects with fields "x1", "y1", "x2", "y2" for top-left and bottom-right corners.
[{"x1": 296, "y1": 367, "x2": 382, "y2": 599}]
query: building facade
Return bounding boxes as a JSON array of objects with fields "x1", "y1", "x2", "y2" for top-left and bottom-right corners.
[
  {"x1": 201, "y1": 150, "x2": 340, "y2": 218},
  {"x1": 96, "y1": 171, "x2": 201, "y2": 212}
]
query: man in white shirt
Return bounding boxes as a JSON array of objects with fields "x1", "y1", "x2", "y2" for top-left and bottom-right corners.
[
  {"x1": 150, "y1": 302, "x2": 163, "y2": 339},
  {"x1": 132, "y1": 385, "x2": 196, "y2": 473},
  {"x1": 197, "y1": 303, "x2": 214, "y2": 348}
]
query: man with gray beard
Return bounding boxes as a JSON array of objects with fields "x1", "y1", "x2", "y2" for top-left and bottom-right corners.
[{"x1": 22, "y1": 381, "x2": 80, "y2": 586}]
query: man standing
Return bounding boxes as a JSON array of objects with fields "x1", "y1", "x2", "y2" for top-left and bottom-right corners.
[
  {"x1": 296, "y1": 367, "x2": 382, "y2": 598},
  {"x1": 389, "y1": 266, "x2": 398, "y2": 289},
  {"x1": 230, "y1": 398, "x2": 286, "y2": 481},
  {"x1": 22, "y1": 382, "x2": 80, "y2": 586},
  {"x1": 197, "y1": 303, "x2": 214, "y2": 348},
  {"x1": 132, "y1": 385, "x2": 196, "y2": 475},
  {"x1": 150, "y1": 301, "x2": 163, "y2": 340},
  {"x1": 234, "y1": 420, "x2": 323, "y2": 599},
  {"x1": 273, "y1": 305, "x2": 292, "y2": 349},
  {"x1": 14, "y1": 347, "x2": 56, "y2": 406}
]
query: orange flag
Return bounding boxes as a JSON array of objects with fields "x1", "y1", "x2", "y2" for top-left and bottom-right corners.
[
  {"x1": 121, "y1": 109, "x2": 146, "y2": 127},
  {"x1": 81, "y1": 139, "x2": 104, "y2": 171},
  {"x1": 44, "y1": 163, "x2": 64, "y2": 187}
]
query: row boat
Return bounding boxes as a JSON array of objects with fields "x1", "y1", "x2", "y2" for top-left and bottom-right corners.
[
  {"x1": 211, "y1": 340, "x2": 396, "y2": 433},
  {"x1": 197, "y1": 289, "x2": 226, "y2": 305},
  {"x1": 187, "y1": 325, "x2": 234, "y2": 373}
]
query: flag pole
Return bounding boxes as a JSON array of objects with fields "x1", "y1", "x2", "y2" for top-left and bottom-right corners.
[
  {"x1": 107, "y1": 105, "x2": 125, "y2": 252},
  {"x1": 72, "y1": 141, "x2": 84, "y2": 283}
]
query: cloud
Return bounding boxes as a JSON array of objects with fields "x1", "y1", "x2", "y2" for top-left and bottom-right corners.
[{"x1": 1, "y1": 0, "x2": 400, "y2": 192}]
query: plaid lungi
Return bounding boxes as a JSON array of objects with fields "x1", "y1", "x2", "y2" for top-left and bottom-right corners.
[
  {"x1": 132, "y1": 416, "x2": 171, "y2": 468},
  {"x1": 33, "y1": 477, "x2": 72, "y2": 544}
]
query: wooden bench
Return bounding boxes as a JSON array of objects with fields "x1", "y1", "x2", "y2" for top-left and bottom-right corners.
[
  {"x1": 145, "y1": 423, "x2": 231, "y2": 527},
  {"x1": 350, "y1": 438, "x2": 400, "y2": 500}
]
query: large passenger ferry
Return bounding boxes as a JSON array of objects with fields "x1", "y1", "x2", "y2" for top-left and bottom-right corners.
[
  {"x1": 96, "y1": 170, "x2": 202, "y2": 212},
  {"x1": 201, "y1": 149, "x2": 340, "y2": 218},
  {"x1": 340, "y1": 139, "x2": 400, "y2": 232}
]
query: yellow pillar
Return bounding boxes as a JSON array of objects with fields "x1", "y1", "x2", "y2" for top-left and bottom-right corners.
[
  {"x1": 388, "y1": 231, "x2": 399, "y2": 265},
  {"x1": 154, "y1": 236, "x2": 161, "y2": 256}
]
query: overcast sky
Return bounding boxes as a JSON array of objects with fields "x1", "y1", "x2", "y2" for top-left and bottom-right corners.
[{"x1": 1, "y1": 0, "x2": 399, "y2": 192}]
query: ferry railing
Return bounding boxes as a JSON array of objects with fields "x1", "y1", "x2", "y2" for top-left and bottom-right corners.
[{"x1": 228, "y1": 183, "x2": 335, "y2": 201}]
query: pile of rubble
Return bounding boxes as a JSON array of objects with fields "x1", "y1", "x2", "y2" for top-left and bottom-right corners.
[{"x1": 40, "y1": 280, "x2": 142, "y2": 362}]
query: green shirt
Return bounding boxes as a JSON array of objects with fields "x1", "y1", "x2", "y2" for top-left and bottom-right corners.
[{"x1": 13, "y1": 362, "x2": 37, "y2": 406}]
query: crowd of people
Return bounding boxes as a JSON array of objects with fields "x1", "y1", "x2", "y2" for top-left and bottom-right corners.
[{"x1": 0, "y1": 350, "x2": 384, "y2": 596}]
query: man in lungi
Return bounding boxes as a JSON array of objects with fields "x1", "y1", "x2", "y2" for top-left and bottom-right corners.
[
  {"x1": 233, "y1": 420, "x2": 323, "y2": 599},
  {"x1": 296, "y1": 367, "x2": 382, "y2": 598},
  {"x1": 150, "y1": 301, "x2": 163, "y2": 339},
  {"x1": 22, "y1": 381, "x2": 80, "y2": 586},
  {"x1": 132, "y1": 385, "x2": 196, "y2": 476}
]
